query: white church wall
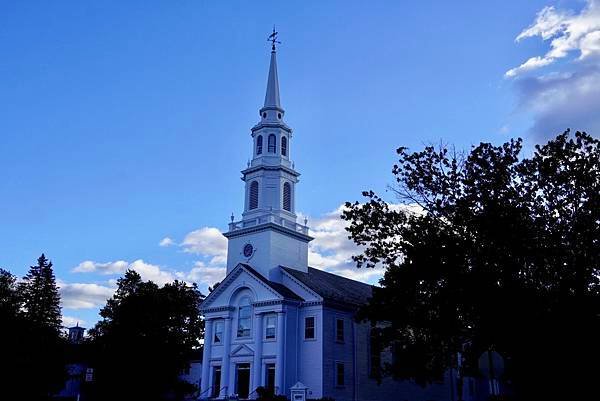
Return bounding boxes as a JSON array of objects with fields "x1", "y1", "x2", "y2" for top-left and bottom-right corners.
[
  {"x1": 226, "y1": 230, "x2": 308, "y2": 279},
  {"x1": 297, "y1": 304, "x2": 324, "y2": 399},
  {"x1": 284, "y1": 305, "x2": 299, "y2": 397},
  {"x1": 321, "y1": 307, "x2": 356, "y2": 401}
]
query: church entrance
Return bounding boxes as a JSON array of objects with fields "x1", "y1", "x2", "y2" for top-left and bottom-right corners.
[{"x1": 235, "y1": 363, "x2": 251, "y2": 399}]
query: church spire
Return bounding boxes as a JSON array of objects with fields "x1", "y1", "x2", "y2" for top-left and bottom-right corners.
[
  {"x1": 223, "y1": 31, "x2": 312, "y2": 278},
  {"x1": 263, "y1": 28, "x2": 282, "y2": 111},
  {"x1": 263, "y1": 50, "x2": 281, "y2": 109}
]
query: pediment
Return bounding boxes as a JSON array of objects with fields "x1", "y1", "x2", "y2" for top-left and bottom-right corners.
[
  {"x1": 200, "y1": 263, "x2": 284, "y2": 311},
  {"x1": 231, "y1": 343, "x2": 254, "y2": 357}
]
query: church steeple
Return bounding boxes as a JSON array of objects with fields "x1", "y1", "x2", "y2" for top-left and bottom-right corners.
[
  {"x1": 224, "y1": 34, "x2": 312, "y2": 280},
  {"x1": 262, "y1": 50, "x2": 282, "y2": 111}
]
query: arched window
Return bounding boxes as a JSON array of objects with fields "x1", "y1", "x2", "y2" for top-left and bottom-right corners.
[
  {"x1": 283, "y1": 182, "x2": 292, "y2": 211},
  {"x1": 249, "y1": 181, "x2": 259, "y2": 210},
  {"x1": 268, "y1": 134, "x2": 276, "y2": 153},
  {"x1": 281, "y1": 136, "x2": 287, "y2": 156},
  {"x1": 256, "y1": 135, "x2": 263, "y2": 155},
  {"x1": 237, "y1": 296, "x2": 252, "y2": 337}
]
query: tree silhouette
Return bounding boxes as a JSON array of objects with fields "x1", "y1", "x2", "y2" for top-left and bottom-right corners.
[
  {"x1": 343, "y1": 131, "x2": 599, "y2": 400},
  {"x1": 0, "y1": 259, "x2": 66, "y2": 400},
  {"x1": 88, "y1": 270, "x2": 204, "y2": 401},
  {"x1": 19, "y1": 253, "x2": 62, "y2": 332}
]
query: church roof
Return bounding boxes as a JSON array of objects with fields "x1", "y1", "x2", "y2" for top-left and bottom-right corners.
[{"x1": 281, "y1": 266, "x2": 373, "y2": 309}]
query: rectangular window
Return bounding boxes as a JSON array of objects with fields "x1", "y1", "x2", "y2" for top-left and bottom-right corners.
[
  {"x1": 213, "y1": 320, "x2": 224, "y2": 344},
  {"x1": 336, "y1": 362, "x2": 345, "y2": 387},
  {"x1": 265, "y1": 314, "x2": 276, "y2": 340},
  {"x1": 336, "y1": 318, "x2": 344, "y2": 342},
  {"x1": 211, "y1": 366, "x2": 221, "y2": 398},
  {"x1": 237, "y1": 300, "x2": 252, "y2": 338},
  {"x1": 304, "y1": 316, "x2": 315, "y2": 339},
  {"x1": 265, "y1": 363, "x2": 276, "y2": 393}
]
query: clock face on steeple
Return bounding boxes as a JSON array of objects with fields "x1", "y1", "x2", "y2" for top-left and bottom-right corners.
[{"x1": 243, "y1": 243, "x2": 254, "y2": 258}]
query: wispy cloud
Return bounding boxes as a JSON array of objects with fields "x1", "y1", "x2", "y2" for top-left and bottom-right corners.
[
  {"x1": 506, "y1": 1, "x2": 600, "y2": 139},
  {"x1": 72, "y1": 259, "x2": 177, "y2": 286},
  {"x1": 506, "y1": 1, "x2": 600, "y2": 78},
  {"x1": 159, "y1": 237, "x2": 175, "y2": 247}
]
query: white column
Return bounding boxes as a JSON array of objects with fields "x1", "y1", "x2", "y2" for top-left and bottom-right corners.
[
  {"x1": 275, "y1": 311, "x2": 285, "y2": 395},
  {"x1": 200, "y1": 319, "x2": 213, "y2": 399},
  {"x1": 220, "y1": 317, "x2": 232, "y2": 398},
  {"x1": 253, "y1": 313, "x2": 264, "y2": 398}
]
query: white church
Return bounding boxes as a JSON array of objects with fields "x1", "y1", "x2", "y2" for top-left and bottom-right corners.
[{"x1": 199, "y1": 41, "x2": 454, "y2": 401}]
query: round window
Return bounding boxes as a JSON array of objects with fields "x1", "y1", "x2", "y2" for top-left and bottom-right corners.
[{"x1": 243, "y1": 243, "x2": 254, "y2": 258}]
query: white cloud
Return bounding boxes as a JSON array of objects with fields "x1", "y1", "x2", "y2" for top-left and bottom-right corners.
[
  {"x1": 128, "y1": 259, "x2": 177, "y2": 286},
  {"x1": 58, "y1": 281, "x2": 115, "y2": 310},
  {"x1": 72, "y1": 260, "x2": 128, "y2": 274},
  {"x1": 181, "y1": 261, "x2": 226, "y2": 287},
  {"x1": 72, "y1": 259, "x2": 177, "y2": 286},
  {"x1": 159, "y1": 237, "x2": 175, "y2": 247},
  {"x1": 302, "y1": 203, "x2": 422, "y2": 284},
  {"x1": 506, "y1": 56, "x2": 555, "y2": 78},
  {"x1": 506, "y1": 1, "x2": 600, "y2": 139},
  {"x1": 62, "y1": 315, "x2": 87, "y2": 328},
  {"x1": 506, "y1": 1, "x2": 600, "y2": 78},
  {"x1": 181, "y1": 227, "x2": 228, "y2": 257}
]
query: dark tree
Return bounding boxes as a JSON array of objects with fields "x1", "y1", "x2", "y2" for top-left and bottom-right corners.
[
  {"x1": 0, "y1": 268, "x2": 20, "y2": 317},
  {"x1": 19, "y1": 253, "x2": 62, "y2": 332},
  {"x1": 88, "y1": 270, "x2": 204, "y2": 401},
  {"x1": 342, "y1": 131, "x2": 599, "y2": 400},
  {"x1": 0, "y1": 263, "x2": 67, "y2": 400}
]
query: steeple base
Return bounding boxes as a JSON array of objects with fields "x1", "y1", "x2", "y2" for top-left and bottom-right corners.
[{"x1": 224, "y1": 221, "x2": 312, "y2": 282}]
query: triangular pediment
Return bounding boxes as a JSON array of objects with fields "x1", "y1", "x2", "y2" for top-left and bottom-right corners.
[
  {"x1": 200, "y1": 263, "x2": 284, "y2": 311},
  {"x1": 231, "y1": 343, "x2": 254, "y2": 357}
]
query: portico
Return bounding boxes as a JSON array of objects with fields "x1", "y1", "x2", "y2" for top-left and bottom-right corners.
[{"x1": 199, "y1": 263, "x2": 298, "y2": 399}]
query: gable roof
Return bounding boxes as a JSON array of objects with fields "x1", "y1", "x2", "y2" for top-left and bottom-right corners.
[
  {"x1": 201, "y1": 263, "x2": 302, "y2": 310},
  {"x1": 281, "y1": 266, "x2": 373, "y2": 309}
]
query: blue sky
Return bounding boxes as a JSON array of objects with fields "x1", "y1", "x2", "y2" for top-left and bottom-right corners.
[{"x1": 1, "y1": 1, "x2": 598, "y2": 327}]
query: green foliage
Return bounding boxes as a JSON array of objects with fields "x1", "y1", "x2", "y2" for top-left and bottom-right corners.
[
  {"x1": 343, "y1": 131, "x2": 599, "y2": 399},
  {"x1": 88, "y1": 269, "x2": 204, "y2": 401},
  {"x1": 0, "y1": 257, "x2": 67, "y2": 400}
]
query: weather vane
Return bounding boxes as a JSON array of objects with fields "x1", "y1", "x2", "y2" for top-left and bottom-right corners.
[{"x1": 268, "y1": 26, "x2": 281, "y2": 51}]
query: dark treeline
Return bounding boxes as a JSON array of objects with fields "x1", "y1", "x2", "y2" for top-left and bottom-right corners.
[
  {"x1": 0, "y1": 256, "x2": 204, "y2": 401},
  {"x1": 343, "y1": 130, "x2": 599, "y2": 400},
  {"x1": 0, "y1": 254, "x2": 67, "y2": 400}
]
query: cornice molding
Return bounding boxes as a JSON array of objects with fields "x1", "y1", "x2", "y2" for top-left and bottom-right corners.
[
  {"x1": 224, "y1": 222, "x2": 313, "y2": 242},
  {"x1": 201, "y1": 306, "x2": 235, "y2": 314},
  {"x1": 241, "y1": 164, "x2": 300, "y2": 178}
]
